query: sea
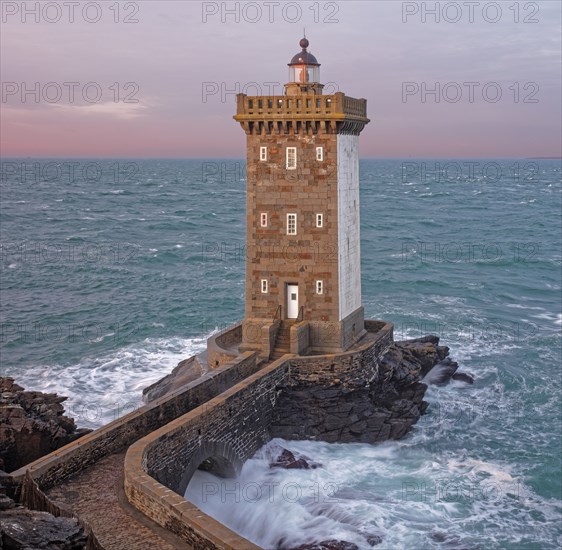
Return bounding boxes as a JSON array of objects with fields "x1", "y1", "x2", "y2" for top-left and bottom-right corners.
[{"x1": 1, "y1": 158, "x2": 561, "y2": 549}]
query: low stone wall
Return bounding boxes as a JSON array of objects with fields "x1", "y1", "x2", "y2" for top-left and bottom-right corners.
[
  {"x1": 260, "y1": 320, "x2": 279, "y2": 359},
  {"x1": 289, "y1": 321, "x2": 393, "y2": 387},
  {"x1": 290, "y1": 321, "x2": 309, "y2": 355},
  {"x1": 124, "y1": 358, "x2": 291, "y2": 548},
  {"x1": 7, "y1": 351, "x2": 259, "y2": 492},
  {"x1": 365, "y1": 319, "x2": 388, "y2": 333},
  {"x1": 206, "y1": 322, "x2": 242, "y2": 368},
  {"x1": 240, "y1": 317, "x2": 272, "y2": 353}
]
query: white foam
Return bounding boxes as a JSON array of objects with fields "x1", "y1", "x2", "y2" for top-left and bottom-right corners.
[
  {"x1": 6, "y1": 335, "x2": 208, "y2": 428},
  {"x1": 532, "y1": 312, "x2": 562, "y2": 326},
  {"x1": 185, "y1": 437, "x2": 560, "y2": 549}
]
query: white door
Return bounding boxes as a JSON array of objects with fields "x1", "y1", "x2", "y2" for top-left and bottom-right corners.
[{"x1": 287, "y1": 284, "x2": 299, "y2": 319}]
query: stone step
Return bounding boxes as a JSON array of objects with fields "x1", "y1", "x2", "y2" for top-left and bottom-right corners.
[{"x1": 273, "y1": 321, "x2": 293, "y2": 358}]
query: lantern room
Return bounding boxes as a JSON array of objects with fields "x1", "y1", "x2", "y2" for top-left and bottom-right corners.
[
  {"x1": 288, "y1": 38, "x2": 320, "y2": 83},
  {"x1": 285, "y1": 38, "x2": 324, "y2": 96}
]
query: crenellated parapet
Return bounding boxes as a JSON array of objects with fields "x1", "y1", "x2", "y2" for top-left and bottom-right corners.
[{"x1": 234, "y1": 91, "x2": 370, "y2": 135}]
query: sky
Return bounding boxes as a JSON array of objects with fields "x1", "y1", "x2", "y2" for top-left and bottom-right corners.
[{"x1": 1, "y1": 0, "x2": 561, "y2": 158}]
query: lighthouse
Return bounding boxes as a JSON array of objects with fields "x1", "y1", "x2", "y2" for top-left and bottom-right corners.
[{"x1": 234, "y1": 38, "x2": 370, "y2": 357}]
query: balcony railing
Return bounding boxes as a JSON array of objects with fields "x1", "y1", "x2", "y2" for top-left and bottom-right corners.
[{"x1": 235, "y1": 92, "x2": 367, "y2": 120}]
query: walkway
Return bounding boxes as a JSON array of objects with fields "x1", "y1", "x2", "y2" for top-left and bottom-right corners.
[{"x1": 45, "y1": 452, "x2": 191, "y2": 550}]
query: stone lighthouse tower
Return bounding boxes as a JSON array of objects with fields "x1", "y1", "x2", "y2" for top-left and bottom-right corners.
[{"x1": 234, "y1": 38, "x2": 370, "y2": 358}]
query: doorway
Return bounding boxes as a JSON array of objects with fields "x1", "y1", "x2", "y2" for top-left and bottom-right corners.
[{"x1": 286, "y1": 284, "x2": 299, "y2": 319}]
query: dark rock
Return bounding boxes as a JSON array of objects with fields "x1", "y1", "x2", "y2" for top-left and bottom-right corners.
[
  {"x1": 271, "y1": 334, "x2": 462, "y2": 445},
  {"x1": 270, "y1": 448, "x2": 321, "y2": 470},
  {"x1": 396, "y1": 335, "x2": 439, "y2": 345},
  {"x1": 400, "y1": 341, "x2": 450, "y2": 376},
  {"x1": 285, "y1": 458, "x2": 310, "y2": 469},
  {"x1": 366, "y1": 534, "x2": 383, "y2": 546},
  {"x1": 430, "y1": 531, "x2": 447, "y2": 542},
  {"x1": 142, "y1": 354, "x2": 207, "y2": 403},
  {"x1": 452, "y1": 372, "x2": 475, "y2": 384},
  {"x1": 0, "y1": 378, "x2": 91, "y2": 472},
  {"x1": 428, "y1": 531, "x2": 475, "y2": 548},
  {"x1": 0, "y1": 494, "x2": 16, "y2": 511},
  {"x1": 269, "y1": 449, "x2": 296, "y2": 468},
  {"x1": 0, "y1": 506, "x2": 87, "y2": 549},
  {"x1": 288, "y1": 541, "x2": 359, "y2": 550},
  {"x1": 349, "y1": 420, "x2": 367, "y2": 435}
]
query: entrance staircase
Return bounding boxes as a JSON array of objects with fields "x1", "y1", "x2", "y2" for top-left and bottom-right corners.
[{"x1": 270, "y1": 320, "x2": 295, "y2": 360}]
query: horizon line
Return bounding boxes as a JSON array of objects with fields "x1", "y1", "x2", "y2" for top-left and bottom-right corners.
[{"x1": 1, "y1": 156, "x2": 560, "y2": 161}]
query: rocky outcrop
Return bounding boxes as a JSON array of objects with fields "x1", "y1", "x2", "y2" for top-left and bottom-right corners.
[
  {"x1": 270, "y1": 335, "x2": 459, "y2": 444},
  {"x1": 270, "y1": 448, "x2": 322, "y2": 470},
  {"x1": 0, "y1": 378, "x2": 91, "y2": 473},
  {"x1": 0, "y1": 478, "x2": 87, "y2": 549},
  {"x1": 0, "y1": 499, "x2": 87, "y2": 549},
  {"x1": 142, "y1": 353, "x2": 207, "y2": 403}
]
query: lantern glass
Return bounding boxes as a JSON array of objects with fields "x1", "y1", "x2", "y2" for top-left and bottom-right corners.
[{"x1": 289, "y1": 65, "x2": 319, "y2": 83}]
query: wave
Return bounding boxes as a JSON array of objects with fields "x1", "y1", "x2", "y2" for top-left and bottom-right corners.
[
  {"x1": 4, "y1": 335, "x2": 208, "y2": 429},
  {"x1": 186, "y1": 437, "x2": 562, "y2": 549}
]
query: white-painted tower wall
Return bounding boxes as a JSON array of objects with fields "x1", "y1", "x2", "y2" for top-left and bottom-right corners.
[{"x1": 337, "y1": 134, "x2": 362, "y2": 320}]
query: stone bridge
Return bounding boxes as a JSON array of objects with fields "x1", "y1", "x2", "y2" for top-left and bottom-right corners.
[
  {"x1": 124, "y1": 356, "x2": 292, "y2": 547},
  {"x1": 179, "y1": 440, "x2": 243, "y2": 494},
  {"x1": 124, "y1": 320, "x2": 393, "y2": 547}
]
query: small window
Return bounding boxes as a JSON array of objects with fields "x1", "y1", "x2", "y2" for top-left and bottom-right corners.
[
  {"x1": 316, "y1": 147, "x2": 323, "y2": 161},
  {"x1": 258, "y1": 99, "x2": 263, "y2": 109},
  {"x1": 287, "y1": 213, "x2": 297, "y2": 235},
  {"x1": 316, "y1": 213, "x2": 323, "y2": 228},
  {"x1": 286, "y1": 147, "x2": 297, "y2": 170},
  {"x1": 248, "y1": 99, "x2": 254, "y2": 109},
  {"x1": 260, "y1": 212, "x2": 268, "y2": 227},
  {"x1": 260, "y1": 146, "x2": 267, "y2": 161},
  {"x1": 261, "y1": 279, "x2": 268, "y2": 293},
  {"x1": 316, "y1": 280, "x2": 323, "y2": 295}
]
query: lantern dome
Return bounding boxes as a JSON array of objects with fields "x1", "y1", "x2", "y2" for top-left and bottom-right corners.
[
  {"x1": 288, "y1": 37, "x2": 320, "y2": 84},
  {"x1": 288, "y1": 38, "x2": 320, "y2": 67}
]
